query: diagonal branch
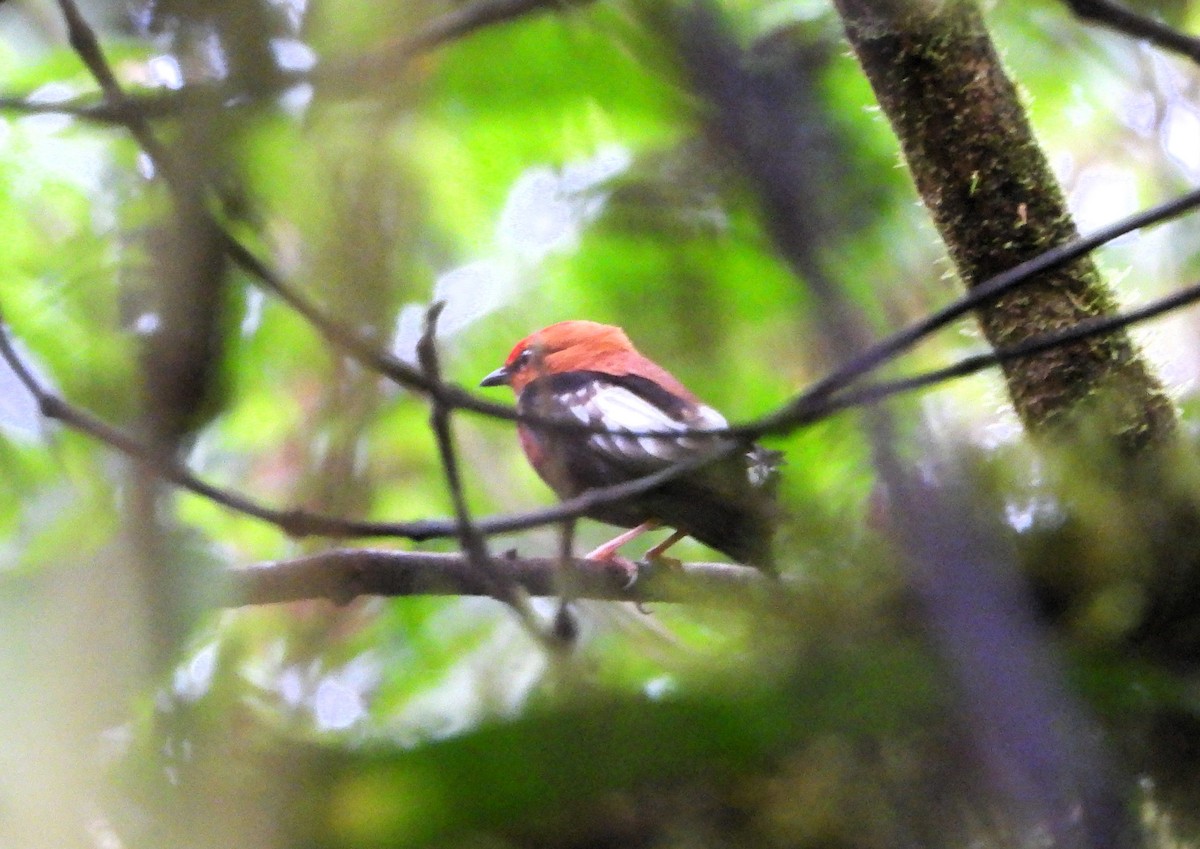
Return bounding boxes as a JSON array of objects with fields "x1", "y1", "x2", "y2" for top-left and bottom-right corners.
[
  {"x1": 54, "y1": 0, "x2": 178, "y2": 176},
  {"x1": 746, "y1": 185, "x2": 1200, "y2": 439},
  {"x1": 823, "y1": 275, "x2": 1200, "y2": 416},
  {"x1": 323, "y1": 0, "x2": 600, "y2": 87},
  {"x1": 1063, "y1": 0, "x2": 1200, "y2": 65},
  {"x1": 400, "y1": 0, "x2": 596, "y2": 53},
  {"x1": 217, "y1": 236, "x2": 517, "y2": 420}
]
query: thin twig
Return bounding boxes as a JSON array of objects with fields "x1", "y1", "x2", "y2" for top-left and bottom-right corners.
[
  {"x1": 418, "y1": 302, "x2": 490, "y2": 566},
  {"x1": 0, "y1": 94, "x2": 146, "y2": 122},
  {"x1": 0, "y1": 310, "x2": 428, "y2": 536},
  {"x1": 552, "y1": 519, "x2": 579, "y2": 642},
  {"x1": 219, "y1": 235, "x2": 517, "y2": 420},
  {"x1": 1064, "y1": 0, "x2": 1200, "y2": 65},
  {"x1": 827, "y1": 275, "x2": 1200, "y2": 416},
  {"x1": 416, "y1": 302, "x2": 562, "y2": 642},
  {"x1": 322, "y1": 0, "x2": 599, "y2": 86},
  {"x1": 743, "y1": 184, "x2": 1200, "y2": 439},
  {"x1": 54, "y1": 0, "x2": 175, "y2": 169},
  {"x1": 402, "y1": 0, "x2": 594, "y2": 53}
]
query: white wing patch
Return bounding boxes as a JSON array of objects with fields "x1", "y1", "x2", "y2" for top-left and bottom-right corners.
[{"x1": 572, "y1": 383, "x2": 731, "y2": 469}]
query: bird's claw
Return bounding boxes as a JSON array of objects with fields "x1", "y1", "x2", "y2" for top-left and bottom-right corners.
[{"x1": 609, "y1": 555, "x2": 640, "y2": 589}]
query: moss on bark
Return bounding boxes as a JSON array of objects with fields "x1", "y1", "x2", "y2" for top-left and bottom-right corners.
[{"x1": 834, "y1": 0, "x2": 1175, "y2": 451}]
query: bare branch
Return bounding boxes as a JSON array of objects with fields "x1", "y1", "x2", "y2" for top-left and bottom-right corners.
[
  {"x1": 1063, "y1": 0, "x2": 1200, "y2": 65},
  {"x1": 1, "y1": 0, "x2": 600, "y2": 126},
  {"x1": 53, "y1": 0, "x2": 178, "y2": 173},
  {"x1": 217, "y1": 235, "x2": 517, "y2": 420},
  {"x1": 749, "y1": 185, "x2": 1200, "y2": 439},
  {"x1": 551, "y1": 519, "x2": 580, "y2": 641},
  {"x1": 418, "y1": 302, "x2": 491, "y2": 568},
  {"x1": 0, "y1": 92, "x2": 176, "y2": 123},
  {"x1": 829, "y1": 275, "x2": 1200, "y2": 415},
  {"x1": 55, "y1": 0, "x2": 123, "y2": 98},
  {"x1": 416, "y1": 303, "x2": 560, "y2": 644},
  {"x1": 402, "y1": 0, "x2": 596, "y2": 53},
  {"x1": 324, "y1": 0, "x2": 600, "y2": 86},
  {"x1": 0, "y1": 302, "x2": 485, "y2": 539},
  {"x1": 227, "y1": 548, "x2": 771, "y2": 608}
]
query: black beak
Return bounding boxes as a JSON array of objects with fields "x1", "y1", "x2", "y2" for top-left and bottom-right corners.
[{"x1": 480, "y1": 365, "x2": 511, "y2": 388}]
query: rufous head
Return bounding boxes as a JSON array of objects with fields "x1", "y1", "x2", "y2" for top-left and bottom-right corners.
[{"x1": 480, "y1": 320, "x2": 693, "y2": 398}]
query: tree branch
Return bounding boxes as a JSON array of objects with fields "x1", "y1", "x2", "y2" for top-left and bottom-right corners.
[
  {"x1": 822, "y1": 275, "x2": 1200, "y2": 418},
  {"x1": 752, "y1": 185, "x2": 1200, "y2": 438},
  {"x1": 227, "y1": 548, "x2": 772, "y2": 608},
  {"x1": 322, "y1": 0, "x2": 600, "y2": 88},
  {"x1": 416, "y1": 303, "x2": 562, "y2": 644},
  {"x1": 1063, "y1": 0, "x2": 1200, "y2": 65},
  {"x1": 0, "y1": 91, "x2": 201, "y2": 123}
]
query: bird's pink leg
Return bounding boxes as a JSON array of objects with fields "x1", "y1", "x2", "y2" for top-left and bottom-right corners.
[
  {"x1": 644, "y1": 529, "x2": 686, "y2": 566},
  {"x1": 585, "y1": 520, "x2": 661, "y2": 584},
  {"x1": 585, "y1": 520, "x2": 660, "y2": 560}
]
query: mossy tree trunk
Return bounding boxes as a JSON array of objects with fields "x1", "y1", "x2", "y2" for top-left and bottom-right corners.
[{"x1": 833, "y1": 0, "x2": 1176, "y2": 451}]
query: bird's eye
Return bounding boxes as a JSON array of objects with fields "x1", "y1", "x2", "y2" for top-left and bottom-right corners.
[{"x1": 513, "y1": 347, "x2": 537, "y2": 370}]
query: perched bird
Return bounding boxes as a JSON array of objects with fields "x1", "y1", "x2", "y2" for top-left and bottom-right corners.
[{"x1": 480, "y1": 320, "x2": 782, "y2": 574}]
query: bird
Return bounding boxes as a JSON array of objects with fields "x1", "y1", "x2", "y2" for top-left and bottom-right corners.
[{"x1": 480, "y1": 320, "x2": 782, "y2": 576}]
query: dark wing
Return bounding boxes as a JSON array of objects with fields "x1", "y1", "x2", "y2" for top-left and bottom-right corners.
[
  {"x1": 520, "y1": 372, "x2": 780, "y2": 570},
  {"x1": 518, "y1": 371, "x2": 732, "y2": 489}
]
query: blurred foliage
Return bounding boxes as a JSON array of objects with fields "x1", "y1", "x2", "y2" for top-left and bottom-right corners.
[{"x1": 1, "y1": 0, "x2": 1200, "y2": 847}]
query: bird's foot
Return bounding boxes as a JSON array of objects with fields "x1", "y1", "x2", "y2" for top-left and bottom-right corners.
[
  {"x1": 584, "y1": 523, "x2": 661, "y2": 588},
  {"x1": 583, "y1": 543, "x2": 640, "y2": 588},
  {"x1": 610, "y1": 556, "x2": 640, "y2": 589}
]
